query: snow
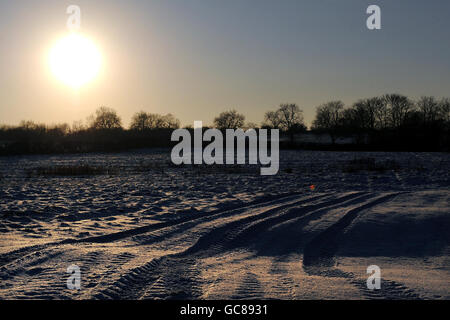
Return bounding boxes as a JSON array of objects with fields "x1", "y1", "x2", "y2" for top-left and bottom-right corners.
[{"x1": 0, "y1": 149, "x2": 448, "y2": 299}]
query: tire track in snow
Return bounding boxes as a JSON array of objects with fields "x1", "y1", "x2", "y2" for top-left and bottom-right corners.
[
  {"x1": 350, "y1": 278, "x2": 420, "y2": 300},
  {"x1": 3, "y1": 193, "x2": 327, "y2": 299},
  {"x1": 94, "y1": 192, "x2": 367, "y2": 299},
  {"x1": 302, "y1": 192, "x2": 421, "y2": 299},
  {"x1": 183, "y1": 192, "x2": 368, "y2": 256},
  {"x1": 303, "y1": 193, "x2": 402, "y2": 267},
  {"x1": 0, "y1": 193, "x2": 308, "y2": 268},
  {"x1": 92, "y1": 194, "x2": 329, "y2": 299},
  {"x1": 231, "y1": 272, "x2": 264, "y2": 299}
]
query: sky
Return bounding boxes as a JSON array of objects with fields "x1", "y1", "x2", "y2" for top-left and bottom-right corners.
[{"x1": 1, "y1": 0, "x2": 449, "y2": 128}]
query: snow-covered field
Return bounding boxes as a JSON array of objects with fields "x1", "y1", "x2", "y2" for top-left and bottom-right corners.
[{"x1": 0, "y1": 149, "x2": 449, "y2": 299}]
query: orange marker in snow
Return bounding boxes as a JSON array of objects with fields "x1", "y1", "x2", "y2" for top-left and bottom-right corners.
[{"x1": 309, "y1": 185, "x2": 315, "y2": 191}]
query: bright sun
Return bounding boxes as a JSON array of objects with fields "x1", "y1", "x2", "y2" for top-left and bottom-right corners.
[{"x1": 49, "y1": 33, "x2": 101, "y2": 88}]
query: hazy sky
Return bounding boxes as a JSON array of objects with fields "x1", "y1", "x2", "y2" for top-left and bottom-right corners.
[{"x1": 1, "y1": 0, "x2": 449, "y2": 127}]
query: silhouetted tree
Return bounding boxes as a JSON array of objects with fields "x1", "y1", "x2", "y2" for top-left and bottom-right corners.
[
  {"x1": 144, "y1": 113, "x2": 164, "y2": 128},
  {"x1": 439, "y1": 98, "x2": 450, "y2": 123},
  {"x1": 263, "y1": 111, "x2": 283, "y2": 129},
  {"x1": 71, "y1": 120, "x2": 85, "y2": 133},
  {"x1": 354, "y1": 97, "x2": 388, "y2": 130},
  {"x1": 312, "y1": 101, "x2": 344, "y2": 144},
  {"x1": 214, "y1": 109, "x2": 245, "y2": 129},
  {"x1": 340, "y1": 108, "x2": 358, "y2": 129},
  {"x1": 47, "y1": 123, "x2": 70, "y2": 136},
  {"x1": 372, "y1": 97, "x2": 390, "y2": 129},
  {"x1": 277, "y1": 103, "x2": 306, "y2": 133},
  {"x1": 383, "y1": 94, "x2": 413, "y2": 128},
  {"x1": 350, "y1": 99, "x2": 372, "y2": 130},
  {"x1": 130, "y1": 112, "x2": 180, "y2": 130},
  {"x1": 130, "y1": 111, "x2": 150, "y2": 131},
  {"x1": 263, "y1": 104, "x2": 306, "y2": 142},
  {"x1": 19, "y1": 120, "x2": 45, "y2": 131},
  {"x1": 89, "y1": 106, "x2": 122, "y2": 130},
  {"x1": 1, "y1": 94, "x2": 449, "y2": 155},
  {"x1": 159, "y1": 113, "x2": 180, "y2": 129},
  {"x1": 417, "y1": 96, "x2": 441, "y2": 124}
]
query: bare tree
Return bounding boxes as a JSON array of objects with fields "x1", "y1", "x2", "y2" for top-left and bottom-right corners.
[
  {"x1": 312, "y1": 101, "x2": 344, "y2": 144},
  {"x1": 372, "y1": 97, "x2": 390, "y2": 129},
  {"x1": 147, "y1": 113, "x2": 164, "y2": 128},
  {"x1": 439, "y1": 98, "x2": 450, "y2": 123},
  {"x1": 277, "y1": 103, "x2": 306, "y2": 133},
  {"x1": 89, "y1": 106, "x2": 122, "y2": 130},
  {"x1": 341, "y1": 108, "x2": 358, "y2": 128},
  {"x1": 130, "y1": 112, "x2": 180, "y2": 130},
  {"x1": 263, "y1": 103, "x2": 305, "y2": 142},
  {"x1": 383, "y1": 94, "x2": 413, "y2": 128},
  {"x1": 262, "y1": 111, "x2": 283, "y2": 129},
  {"x1": 19, "y1": 120, "x2": 40, "y2": 130},
  {"x1": 130, "y1": 111, "x2": 150, "y2": 131},
  {"x1": 351, "y1": 98, "x2": 381, "y2": 130},
  {"x1": 160, "y1": 113, "x2": 181, "y2": 129},
  {"x1": 213, "y1": 109, "x2": 245, "y2": 129},
  {"x1": 71, "y1": 120, "x2": 85, "y2": 133},
  {"x1": 417, "y1": 96, "x2": 441, "y2": 124}
]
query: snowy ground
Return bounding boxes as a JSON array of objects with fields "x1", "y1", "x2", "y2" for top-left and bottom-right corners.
[{"x1": 0, "y1": 150, "x2": 449, "y2": 299}]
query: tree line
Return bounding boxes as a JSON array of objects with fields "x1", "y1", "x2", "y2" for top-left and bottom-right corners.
[
  {"x1": 0, "y1": 94, "x2": 449, "y2": 155},
  {"x1": 311, "y1": 95, "x2": 450, "y2": 144}
]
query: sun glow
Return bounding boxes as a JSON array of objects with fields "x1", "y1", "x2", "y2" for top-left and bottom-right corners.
[{"x1": 49, "y1": 33, "x2": 101, "y2": 88}]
